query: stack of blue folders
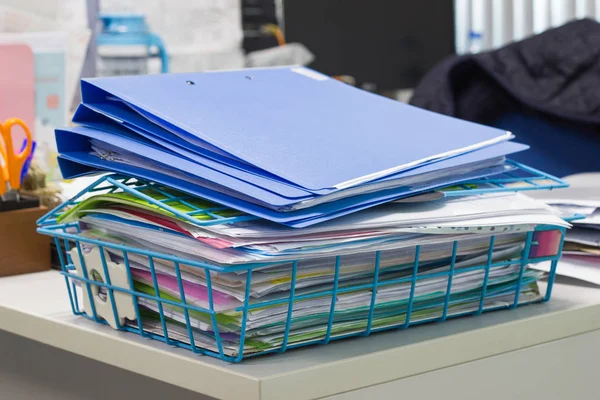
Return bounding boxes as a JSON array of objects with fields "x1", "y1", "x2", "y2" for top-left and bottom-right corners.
[
  {"x1": 49, "y1": 66, "x2": 573, "y2": 360},
  {"x1": 56, "y1": 66, "x2": 531, "y2": 228}
]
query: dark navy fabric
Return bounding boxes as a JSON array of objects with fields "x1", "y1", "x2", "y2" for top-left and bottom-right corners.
[
  {"x1": 411, "y1": 19, "x2": 600, "y2": 177},
  {"x1": 493, "y1": 111, "x2": 600, "y2": 177}
]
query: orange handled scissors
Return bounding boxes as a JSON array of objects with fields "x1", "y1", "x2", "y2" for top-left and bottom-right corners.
[{"x1": 0, "y1": 118, "x2": 33, "y2": 200}]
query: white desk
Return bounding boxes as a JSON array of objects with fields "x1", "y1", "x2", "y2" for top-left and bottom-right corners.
[{"x1": 0, "y1": 270, "x2": 599, "y2": 400}]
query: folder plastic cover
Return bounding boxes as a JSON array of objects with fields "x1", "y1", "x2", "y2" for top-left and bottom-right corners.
[
  {"x1": 71, "y1": 104, "x2": 529, "y2": 207},
  {"x1": 56, "y1": 126, "x2": 527, "y2": 227},
  {"x1": 80, "y1": 66, "x2": 513, "y2": 192}
]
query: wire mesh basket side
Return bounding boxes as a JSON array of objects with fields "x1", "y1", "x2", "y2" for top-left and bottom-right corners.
[{"x1": 43, "y1": 223, "x2": 566, "y2": 363}]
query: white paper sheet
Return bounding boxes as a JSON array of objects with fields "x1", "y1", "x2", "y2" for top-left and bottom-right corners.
[
  {"x1": 526, "y1": 173, "x2": 600, "y2": 209},
  {"x1": 533, "y1": 255, "x2": 600, "y2": 285},
  {"x1": 566, "y1": 228, "x2": 600, "y2": 247},
  {"x1": 211, "y1": 192, "x2": 567, "y2": 239}
]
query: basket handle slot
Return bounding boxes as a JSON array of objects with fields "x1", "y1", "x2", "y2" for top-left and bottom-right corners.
[{"x1": 70, "y1": 247, "x2": 137, "y2": 329}]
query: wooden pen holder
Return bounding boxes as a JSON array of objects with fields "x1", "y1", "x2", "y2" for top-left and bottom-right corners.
[{"x1": 0, "y1": 206, "x2": 50, "y2": 277}]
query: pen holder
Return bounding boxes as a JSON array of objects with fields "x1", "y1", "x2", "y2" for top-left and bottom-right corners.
[{"x1": 0, "y1": 206, "x2": 50, "y2": 277}]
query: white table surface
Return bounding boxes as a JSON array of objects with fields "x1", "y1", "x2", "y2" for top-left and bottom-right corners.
[{"x1": 1, "y1": 270, "x2": 600, "y2": 400}]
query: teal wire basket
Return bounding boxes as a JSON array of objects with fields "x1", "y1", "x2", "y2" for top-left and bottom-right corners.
[{"x1": 37, "y1": 162, "x2": 568, "y2": 362}]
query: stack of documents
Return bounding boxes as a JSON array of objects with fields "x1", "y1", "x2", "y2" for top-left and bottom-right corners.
[
  {"x1": 63, "y1": 186, "x2": 568, "y2": 356},
  {"x1": 61, "y1": 191, "x2": 567, "y2": 266},
  {"x1": 56, "y1": 66, "x2": 533, "y2": 227},
  {"x1": 529, "y1": 174, "x2": 600, "y2": 285},
  {"x1": 55, "y1": 67, "x2": 570, "y2": 356}
]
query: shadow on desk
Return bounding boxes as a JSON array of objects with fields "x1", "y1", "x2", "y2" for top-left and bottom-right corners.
[{"x1": 0, "y1": 330, "x2": 214, "y2": 400}]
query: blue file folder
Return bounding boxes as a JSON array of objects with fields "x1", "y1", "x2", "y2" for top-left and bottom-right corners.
[
  {"x1": 55, "y1": 125, "x2": 527, "y2": 227},
  {"x1": 72, "y1": 104, "x2": 312, "y2": 200},
  {"x1": 71, "y1": 104, "x2": 529, "y2": 205},
  {"x1": 80, "y1": 66, "x2": 514, "y2": 192}
]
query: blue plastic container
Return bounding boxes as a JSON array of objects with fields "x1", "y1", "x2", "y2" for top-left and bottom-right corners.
[{"x1": 97, "y1": 14, "x2": 169, "y2": 76}]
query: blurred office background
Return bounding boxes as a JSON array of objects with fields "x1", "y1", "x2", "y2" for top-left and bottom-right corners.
[
  {"x1": 1, "y1": 0, "x2": 599, "y2": 183},
  {"x1": 96, "y1": 0, "x2": 600, "y2": 88}
]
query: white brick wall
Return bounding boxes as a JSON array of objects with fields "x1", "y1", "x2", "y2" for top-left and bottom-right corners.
[{"x1": 455, "y1": 0, "x2": 600, "y2": 54}]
